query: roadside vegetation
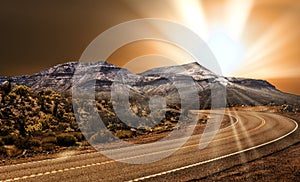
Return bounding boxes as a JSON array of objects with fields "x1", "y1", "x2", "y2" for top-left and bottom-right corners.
[
  {"x1": 0, "y1": 83, "x2": 183, "y2": 159},
  {"x1": 0, "y1": 84, "x2": 82, "y2": 158},
  {"x1": 1, "y1": 83, "x2": 298, "y2": 163}
]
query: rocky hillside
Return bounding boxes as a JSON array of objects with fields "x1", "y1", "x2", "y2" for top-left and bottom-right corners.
[{"x1": 0, "y1": 61, "x2": 299, "y2": 108}]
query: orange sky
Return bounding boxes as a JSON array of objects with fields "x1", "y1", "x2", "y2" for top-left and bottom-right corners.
[
  {"x1": 0, "y1": 0, "x2": 299, "y2": 95},
  {"x1": 107, "y1": 40, "x2": 194, "y2": 73}
]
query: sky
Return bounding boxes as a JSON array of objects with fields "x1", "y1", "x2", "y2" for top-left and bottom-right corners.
[{"x1": 0, "y1": 0, "x2": 299, "y2": 95}]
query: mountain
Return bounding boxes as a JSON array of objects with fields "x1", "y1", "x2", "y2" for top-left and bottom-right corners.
[
  {"x1": 138, "y1": 62, "x2": 299, "y2": 107},
  {"x1": 1, "y1": 61, "x2": 299, "y2": 108}
]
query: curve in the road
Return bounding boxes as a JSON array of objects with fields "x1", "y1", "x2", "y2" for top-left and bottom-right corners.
[
  {"x1": 0, "y1": 111, "x2": 298, "y2": 182},
  {"x1": 128, "y1": 113, "x2": 298, "y2": 181}
]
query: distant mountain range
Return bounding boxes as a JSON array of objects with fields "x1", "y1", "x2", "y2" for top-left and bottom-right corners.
[{"x1": 1, "y1": 61, "x2": 299, "y2": 108}]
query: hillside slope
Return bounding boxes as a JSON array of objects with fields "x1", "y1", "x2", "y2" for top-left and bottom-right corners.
[{"x1": 0, "y1": 61, "x2": 299, "y2": 108}]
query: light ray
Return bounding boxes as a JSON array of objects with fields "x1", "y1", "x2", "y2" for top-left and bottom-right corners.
[
  {"x1": 228, "y1": 111, "x2": 248, "y2": 163},
  {"x1": 223, "y1": 0, "x2": 254, "y2": 41},
  {"x1": 244, "y1": 15, "x2": 296, "y2": 63},
  {"x1": 238, "y1": 66, "x2": 300, "y2": 79},
  {"x1": 174, "y1": 0, "x2": 208, "y2": 40},
  {"x1": 232, "y1": 110, "x2": 256, "y2": 148},
  {"x1": 233, "y1": 8, "x2": 300, "y2": 78}
]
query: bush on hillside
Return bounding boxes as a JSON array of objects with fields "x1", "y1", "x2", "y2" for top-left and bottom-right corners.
[
  {"x1": 42, "y1": 143, "x2": 56, "y2": 151},
  {"x1": 42, "y1": 136, "x2": 57, "y2": 144},
  {"x1": 56, "y1": 133, "x2": 77, "y2": 146},
  {"x1": 1, "y1": 134, "x2": 18, "y2": 145},
  {"x1": 114, "y1": 130, "x2": 134, "y2": 139},
  {"x1": 0, "y1": 138, "x2": 4, "y2": 146}
]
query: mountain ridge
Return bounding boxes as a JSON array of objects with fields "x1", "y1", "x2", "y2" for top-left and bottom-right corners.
[{"x1": 0, "y1": 61, "x2": 299, "y2": 107}]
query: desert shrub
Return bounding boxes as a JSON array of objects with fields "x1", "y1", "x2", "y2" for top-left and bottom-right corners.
[
  {"x1": 14, "y1": 137, "x2": 30, "y2": 149},
  {"x1": 90, "y1": 130, "x2": 112, "y2": 143},
  {"x1": 5, "y1": 92, "x2": 17, "y2": 103},
  {"x1": 39, "y1": 114, "x2": 57, "y2": 127},
  {"x1": 25, "y1": 122, "x2": 42, "y2": 135},
  {"x1": 0, "y1": 138, "x2": 4, "y2": 146},
  {"x1": 0, "y1": 146, "x2": 7, "y2": 156},
  {"x1": 5, "y1": 146, "x2": 21, "y2": 157},
  {"x1": 42, "y1": 136, "x2": 57, "y2": 144},
  {"x1": 0, "y1": 109, "x2": 11, "y2": 120},
  {"x1": 57, "y1": 122, "x2": 70, "y2": 132},
  {"x1": 10, "y1": 85, "x2": 33, "y2": 97},
  {"x1": 69, "y1": 118, "x2": 79, "y2": 131},
  {"x1": 114, "y1": 130, "x2": 133, "y2": 139},
  {"x1": 2, "y1": 135, "x2": 18, "y2": 145},
  {"x1": 29, "y1": 138, "x2": 42, "y2": 148},
  {"x1": 43, "y1": 131, "x2": 56, "y2": 137},
  {"x1": 15, "y1": 137, "x2": 42, "y2": 150},
  {"x1": 42, "y1": 143, "x2": 56, "y2": 151},
  {"x1": 56, "y1": 133, "x2": 77, "y2": 146},
  {"x1": 72, "y1": 132, "x2": 84, "y2": 142},
  {"x1": 61, "y1": 112, "x2": 74, "y2": 123}
]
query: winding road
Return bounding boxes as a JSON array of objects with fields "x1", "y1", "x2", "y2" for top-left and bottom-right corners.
[{"x1": 0, "y1": 111, "x2": 298, "y2": 182}]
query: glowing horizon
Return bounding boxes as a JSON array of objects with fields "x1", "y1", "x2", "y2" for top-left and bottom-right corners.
[{"x1": 106, "y1": 0, "x2": 299, "y2": 94}]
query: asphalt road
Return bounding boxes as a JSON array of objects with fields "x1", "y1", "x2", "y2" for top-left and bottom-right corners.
[{"x1": 0, "y1": 111, "x2": 298, "y2": 182}]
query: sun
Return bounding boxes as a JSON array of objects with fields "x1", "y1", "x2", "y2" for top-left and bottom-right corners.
[
  {"x1": 207, "y1": 30, "x2": 245, "y2": 76},
  {"x1": 174, "y1": 0, "x2": 251, "y2": 76}
]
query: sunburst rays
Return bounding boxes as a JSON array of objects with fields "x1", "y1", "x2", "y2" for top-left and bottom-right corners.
[
  {"x1": 222, "y1": 0, "x2": 254, "y2": 41},
  {"x1": 175, "y1": 0, "x2": 208, "y2": 40},
  {"x1": 235, "y1": 7, "x2": 300, "y2": 79}
]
